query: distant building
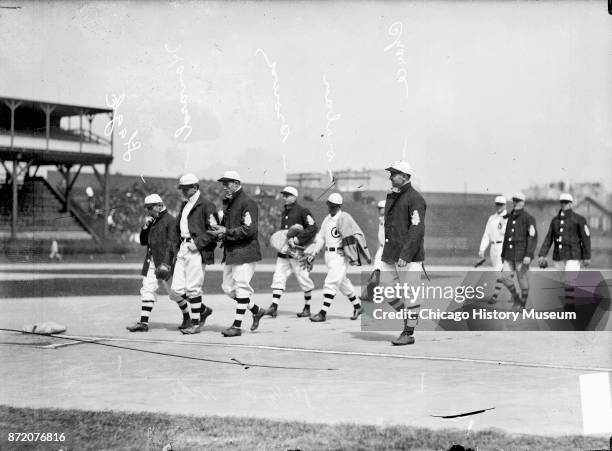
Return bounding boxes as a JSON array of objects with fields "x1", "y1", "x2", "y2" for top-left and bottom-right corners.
[
  {"x1": 575, "y1": 197, "x2": 612, "y2": 233},
  {"x1": 525, "y1": 181, "x2": 607, "y2": 203}
]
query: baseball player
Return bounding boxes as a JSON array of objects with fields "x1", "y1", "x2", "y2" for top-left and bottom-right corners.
[
  {"x1": 538, "y1": 193, "x2": 591, "y2": 311},
  {"x1": 264, "y1": 186, "x2": 318, "y2": 318},
  {"x1": 360, "y1": 200, "x2": 386, "y2": 302},
  {"x1": 380, "y1": 161, "x2": 426, "y2": 346},
  {"x1": 538, "y1": 193, "x2": 591, "y2": 271},
  {"x1": 208, "y1": 170, "x2": 265, "y2": 337},
  {"x1": 489, "y1": 192, "x2": 537, "y2": 308},
  {"x1": 478, "y1": 196, "x2": 508, "y2": 270},
  {"x1": 127, "y1": 194, "x2": 186, "y2": 332},
  {"x1": 304, "y1": 193, "x2": 365, "y2": 322},
  {"x1": 170, "y1": 174, "x2": 218, "y2": 335}
]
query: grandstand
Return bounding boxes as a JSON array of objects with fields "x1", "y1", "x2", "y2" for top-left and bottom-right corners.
[{"x1": 0, "y1": 96, "x2": 113, "y2": 247}]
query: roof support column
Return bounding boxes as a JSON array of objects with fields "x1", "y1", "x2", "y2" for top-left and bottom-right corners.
[
  {"x1": 41, "y1": 104, "x2": 56, "y2": 151},
  {"x1": 11, "y1": 159, "x2": 17, "y2": 239},
  {"x1": 103, "y1": 163, "x2": 110, "y2": 240}
]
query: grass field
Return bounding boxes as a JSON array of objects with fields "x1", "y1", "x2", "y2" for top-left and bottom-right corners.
[{"x1": 1, "y1": 406, "x2": 610, "y2": 451}]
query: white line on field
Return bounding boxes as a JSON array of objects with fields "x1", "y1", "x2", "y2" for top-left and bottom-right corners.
[{"x1": 48, "y1": 333, "x2": 612, "y2": 373}]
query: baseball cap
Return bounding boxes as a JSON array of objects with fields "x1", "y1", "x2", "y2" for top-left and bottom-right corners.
[
  {"x1": 144, "y1": 194, "x2": 163, "y2": 205},
  {"x1": 327, "y1": 193, "x2": 343, "y2": 205},
  {"x1": 281, "y1": 186, "x2": 298, "y2": 197},
  {"x1": 178, "y1": 173, "x2": 199, "y2": 186},
  {"x1": 377, "y1": 200, "x2": 386, "y2": 209},
  {"x1": 560, "y1": 193, "x2": 573, "y2": 202},
  {"x1": 512, "y1": 192, "x2": 526, "y2": 202},
  {"x1": 218, "y1": 170, "x2": 241, "y2": 183},
  {"x1": 494, "y1": 195, "x2": 506, "y2": 204},
  {"x1": 385, "y1": 160, "x2": 413, "y2": 176}
]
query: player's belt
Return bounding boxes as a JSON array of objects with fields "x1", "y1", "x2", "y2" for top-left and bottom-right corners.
[
  {"x1": 326, "y1": 247, "x2": 338, "y2": 252},
  {"x1": 492, "y1": 241, "x2": 502, "y2": 244},
  {"x1": 277, "y1": 252, "x2": 290, "y2": 259},
  {"x1": 180, "y1": 237, "x2": 192, "y2": 242}
]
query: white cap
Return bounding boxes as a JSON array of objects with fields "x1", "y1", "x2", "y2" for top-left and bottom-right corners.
[
  {"x1": 560, "y1": 193, "x2": 573, "y2": 202},
  {"x1": 218, "y1": 170, "x2": 241, "y2": 183},
  {"x1": 385, "y1": 160, "x2": 413, "y2": 176},
  {"x1": 327, "y1": 193, "x2": 343, "y2": 205},
  {"x1": 512, "y1": 192, "x2": 526, "y2": 202},
  {"x1": 494, "y1": 195, "x2": 506, "y2": 204},
  {"x1": 144, "y1": 194, "x2": 163, "y2": 205},
  {"x1": 178, "y1": 173, "x2": 199, "y2": 186},
  {"x1": 281, "y1": 186, "x2": 298, "y2": 197},
  {"x1": 377, "y1": 200, "x2": 386, "y2": 208}
]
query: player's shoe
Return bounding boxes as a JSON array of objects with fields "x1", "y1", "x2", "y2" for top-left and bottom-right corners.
[
  {"x1": 263, "y1": 304, "x2": 278, "y2": 318},
  {"x1": 222, "y1": 326, "x2": 242, "y2": 337},
  {"x1": 250, "y1": 308, "x2": 266, "y2": 331},
  {"x1": 180, "y1": 323, "x2": 201, "y2": 335},
  {"x1": 200, "y1": 306, "x2": 213, "y2": 326},
  {"x1": 309, "y1": 311, "x2": 326, "y2": 322},
  {"x1": 350, "y1": 306, "x2": 364, "y2": 320},
  {"x1": 126, "y1": 322, "x2": 149, "y2": 332},
  {"x1": 391, "y1": 330, "x2": 415, "y2": 346},
  {"x1": 296, "y1": 305, "x2": 311, "y2": 318},
  {"x1": 178, "y1": 315, "x2": 191, "y2": 330}
]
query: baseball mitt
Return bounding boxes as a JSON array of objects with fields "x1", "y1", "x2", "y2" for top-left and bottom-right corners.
[
  {"x1": 286, "y1": 224, "x2": 304, "y2": 239},
  {"x1": 299, "y1": 254, "x2": 314, "y2": 271},
  {"x1": 155, "y1": 263, "x2": 172, "y2": 281}
]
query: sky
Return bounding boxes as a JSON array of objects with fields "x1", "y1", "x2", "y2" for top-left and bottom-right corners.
[{"x1": 1, "y1": 0, "x2": 611, "y2": 195}]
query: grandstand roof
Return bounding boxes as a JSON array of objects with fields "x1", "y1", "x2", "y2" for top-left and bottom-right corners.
[
  {"x1": 0, "y1": 96, "x2": 112, "y2": 117},
  {"x1": 0, "y1": 147, "x2": 112, "y2": 166}
]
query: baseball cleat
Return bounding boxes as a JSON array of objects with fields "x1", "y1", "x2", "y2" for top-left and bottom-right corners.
[
  {"x1": 263, "y1": 304, "x2": 278, "y2": 318},
  {"x1": 178, "y1": 316, "x2": 191, "y2": 330},
  {"x1": 222, "y1": 326, "x2": 242, "y2": 337},
  {"x1": 392, "y1": 330, "x2": 415, "y2": 346},
  {"x1": 309, "y1": 311, "x2": 326, "y2": 322},
  {"x1": 350, "y1": 306, "x2": 364, "y2": 320},
  {"x1": 200, "y1": 306, "x2": 213, "y2": 326},
  {"x1": 250, "y1": 308, "x2": 266, "y2": 331},
  {"x1": 296, "y1": 305, "x2": 311, "y2": 318},
  {"x1": 126, "y1": 322, "x2": 149, "y2": 332},
  {"x1": 180, "y1": 324, "x2": 201, "y2": 335}
]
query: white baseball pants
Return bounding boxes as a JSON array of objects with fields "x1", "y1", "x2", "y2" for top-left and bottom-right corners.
[
  {"x1": 323, "y1": 251, "x2": 355, "y2": 297},
  {"x1": 171, "y1": 241, "x2": 205, "y2": 298},
  {"x1": 222, "y1": 262, "x2": 256, "y2": 299},
  {"x1": 140, "y1": 263, "x2": 182, "y2": 302},
  {"x1": 271, "y1": 257, "x2": 315, "y2": 292}
]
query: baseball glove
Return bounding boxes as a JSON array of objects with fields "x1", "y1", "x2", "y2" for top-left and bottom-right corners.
[
  {"x1": 299, "y1": 254, "x2": 314, "y2": 271},
  {"x1": 286, "y1": 224, "x2": 304, "y2": 239},
  {"x1": 155, "y1": 263, "x2": 172, "y2": 281}
]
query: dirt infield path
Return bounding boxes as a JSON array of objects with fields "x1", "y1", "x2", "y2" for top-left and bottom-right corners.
[{"x1": 1, "y1": 289, "x2": 611, "y2": 438}]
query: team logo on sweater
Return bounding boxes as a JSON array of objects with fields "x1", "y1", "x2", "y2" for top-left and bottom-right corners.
[
  {"x1": 529, "y1": 225, "x2": 536, "y2": 237},
  {"x1": 306, "y1": 215, "x2": 315, "y2": 226},
  {"x1": 244, "y1": 211, "x2": 252, "y2": 226},
  {"x1": 411, "y1": 210, "x2": 420, "y2": 226},
  {"x1": 584, "y1": 224, "x2": 590, "y2": 237}
]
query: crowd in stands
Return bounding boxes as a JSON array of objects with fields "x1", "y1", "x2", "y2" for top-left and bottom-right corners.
[{"x1": 94, "y1": 180, "x2": 283, "y2": 247}]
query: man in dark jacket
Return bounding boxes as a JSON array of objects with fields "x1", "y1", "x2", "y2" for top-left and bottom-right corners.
[
  {"x1": 538, "y1": 193, "x2": 591, "y2": 271},
  {"x1": 380, "y1": 161, "x2": 426, "y2": 346},
  {"x1": 209, "y1": 170, "x2": 265, "y2": 337},
  {"x1": 264, "y1": 186, "x2": 318, "y2": 318},
  {"x1": 489, "y1": 192, "x2": 537, "y2": 308},
  {"x1": 538, "y1": 193, "x2": 591, "y2": 310},
  {"x1": 127, "y1": 194, "x2": 188, "y2": 332},
  {"x1": 170, "y1": 173, "x2": 218, "y2": 335}
]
